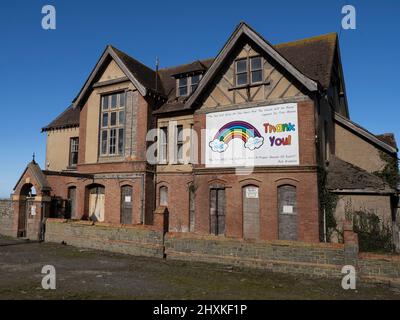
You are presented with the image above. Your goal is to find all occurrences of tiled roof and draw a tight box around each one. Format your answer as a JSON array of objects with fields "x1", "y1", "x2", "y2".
[
  {"x1": 42, "y1": 105, "x2": 80, "y2": 132},
  {"x1": 376, "y1": 133, "x2": 397, "y2": 149},
  {"x1": 326, "y1": 156, "x2": 394, "y2": 193},
  {"x1": 45, "y1": 31, "x2": 338, "y2": 126}
]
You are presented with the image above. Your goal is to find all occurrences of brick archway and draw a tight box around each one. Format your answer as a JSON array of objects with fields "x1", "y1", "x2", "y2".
[{"x1": 11, "y1": 161, "x2": 52, "y2": 240}]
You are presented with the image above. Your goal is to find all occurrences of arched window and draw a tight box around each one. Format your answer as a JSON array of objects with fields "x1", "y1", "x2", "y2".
[
  {"x1": 278, "y1": 185, "x2": 298, "y2": 241},
  {"x1": 159, "y1": 186, "x2": 168, "y2": 206},
  {"x1": 189, "y1": 184, "x2": 195, "y2": 232},
  {"x1": 210, "y1": 187, "x2": 225, "y2": 236}
]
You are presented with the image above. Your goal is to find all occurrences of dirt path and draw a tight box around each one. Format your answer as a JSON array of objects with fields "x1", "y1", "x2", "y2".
[{"x1": 0, "y1": 236, "x2": 399, "y2": 300}]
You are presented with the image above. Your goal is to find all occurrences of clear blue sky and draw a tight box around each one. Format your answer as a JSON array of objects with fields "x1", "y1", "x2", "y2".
[{"x1": 0, "y1": 0, "x2": 399, "y2": 198}]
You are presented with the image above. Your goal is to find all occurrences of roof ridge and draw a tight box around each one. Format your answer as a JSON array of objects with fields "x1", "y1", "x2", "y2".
[
  {"x1": 158, "y1": 58, "x2": 215, "y2": 72},
  {"x1": 274, "y1": 32, "x2": 338, "y2": 48},
  {"x1": 110, "y1": 45, "x2": 157, "y2": 73}
]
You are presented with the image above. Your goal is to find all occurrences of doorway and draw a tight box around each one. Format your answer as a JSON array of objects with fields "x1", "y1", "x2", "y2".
[
  {"x1": 120, "y1": 185, "x2": 133, "y2": 224},
  {"x1": 88, "y1": 185, "x2": 105, "y2": 222},
  {"x1": 278, "y1": 185, "x2": 298, "y2": 240},
  {"x1": 210, "y1": 188, "x2": 226, "y2": 236},
  {"x1": 243, "y1": 186, "x2": 260, "y2": 240}
]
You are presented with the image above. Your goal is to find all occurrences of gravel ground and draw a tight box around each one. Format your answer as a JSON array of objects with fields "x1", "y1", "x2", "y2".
[{"x1": 0, "y1": 236, "x2": 399, "y2": 300}]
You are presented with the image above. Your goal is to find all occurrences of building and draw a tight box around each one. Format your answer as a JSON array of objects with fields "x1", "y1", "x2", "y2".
[{"x1": 7, "y1": 22, "x2": 399, "y2": 247}]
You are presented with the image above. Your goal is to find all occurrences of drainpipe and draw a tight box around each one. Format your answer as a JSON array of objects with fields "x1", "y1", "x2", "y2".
[{"x1": 141, "y1": 173, "x2": 145, "y2": 224}]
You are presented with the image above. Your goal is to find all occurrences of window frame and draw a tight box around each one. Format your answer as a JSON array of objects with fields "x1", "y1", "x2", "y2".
[
  {"x1": 158, "y1": 126, "x2": 168, "y2": 164},
  {"x1": 250, "y1": 56, "x2": 263, "y2": 84},
  {"x1": 177, "y1": 74, "x2": 202, "y2": 97},
  {"x1": 69, "y1": 137, "x2": 79, "y2": 168},
  {"x1": 100, "y1": 92, "x2": 126, "y2": 157},
  {"x1": 235, "y1": 56, "x2": 264, "y2": 87},
  {"x1": 176, "y1": 125, "x2": 184, "y2": 164}
]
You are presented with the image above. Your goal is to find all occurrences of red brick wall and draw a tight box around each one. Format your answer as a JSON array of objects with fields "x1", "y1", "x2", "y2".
[
  {"x1": 156, "y1": 173, "x2": 193, "y2": 232},
  {"x1": 185, "y1": 99, "x2": 320, "y2": 242},
  {"x1": 46, "y1": 174, "x2": 149, "y2": 225}
]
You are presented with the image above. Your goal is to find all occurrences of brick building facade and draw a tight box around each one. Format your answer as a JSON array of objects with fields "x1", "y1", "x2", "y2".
[{"x1": 6, "y1": 22, "x2": 399, "y2": 247}]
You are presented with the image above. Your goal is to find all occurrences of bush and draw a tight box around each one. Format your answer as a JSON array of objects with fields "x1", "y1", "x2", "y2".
[{"x1": 352, "y1": 210, "x2": 394, "y2": 253}]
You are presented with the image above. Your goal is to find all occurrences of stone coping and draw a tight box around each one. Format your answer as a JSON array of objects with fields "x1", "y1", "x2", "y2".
[{"x1": 166, "y1": 232, "x2": 345, "y2": 250}]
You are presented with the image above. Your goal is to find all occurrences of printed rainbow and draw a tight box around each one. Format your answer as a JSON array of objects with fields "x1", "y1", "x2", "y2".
[{"x1": 214, "y1": 121, "x2": 262, "y2": 144}]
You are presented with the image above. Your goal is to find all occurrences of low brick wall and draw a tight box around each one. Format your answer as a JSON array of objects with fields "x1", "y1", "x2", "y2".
[
  {"x1": 359, "y1": 253, "x2": 400, "y2": 286},
  {"x1": 165, "y1": 233, "x2": 346, "y2": 278},
  {"x1": 0, "y1": 199, "x2": 15, "y2": 237},
  {"x1": 45, "y1": 219, "x2": 164, "y2": 258}
]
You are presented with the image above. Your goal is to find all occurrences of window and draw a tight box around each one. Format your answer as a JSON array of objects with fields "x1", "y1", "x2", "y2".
[
  {"x1": 235, "y1": 56, "x2": 263, "y2": 86},
  {"x1": 159, "y1": 127, "x2": 168, "y2": 164},
  {"x1": 100, "y1": 92, "x2": 125, "y2": 156},
  {"x1": 177, "y1": 75, "x2": 202, "y2": 97},
  {"x1": 178, "y1": 77, "x2": 188, "y2": 96},
  {"x1": 189, "y1": 185, "x2": 195, "y2": 232},
  {"x1": 69, "y1": 137, "x2": 79, "y2": 167},
  {"x1": 236, "y1": 59, "x2": 248, "y2": 86},
  {"x1": 189, "y1": 124, "x2": 195, "y2": 164},
  {"x1": 159, "y1": 186, "x2": 168, "y2": 206},
  {"x1": 176, "y1": 125, "x2": 184, "y2": 164},
  {"x1": 250, "y1": 57, "x2": 263, "y2": 83},
  {"x1": 191, "y1": 74, "x2": 201, "y2": 92}
]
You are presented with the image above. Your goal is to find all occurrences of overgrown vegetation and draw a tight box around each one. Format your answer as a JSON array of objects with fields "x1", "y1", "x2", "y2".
[
  {"x1": 346, "y1": 205, "x2": 394, "y2": 253},
  {"x1": 318, "y1": 166, "x2": 338, "y2": 242},
  {"x1": 373, "y1": 151, "x2": 399, "y2": 189}
]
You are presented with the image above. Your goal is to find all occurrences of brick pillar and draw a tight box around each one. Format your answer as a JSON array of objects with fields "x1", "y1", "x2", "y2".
[
  {"x1": 343, "y1": 220, "x2": 359, "y2": 267},
  {"x1": 153, "y1": 206, "x2": 169, "y2": 234}
]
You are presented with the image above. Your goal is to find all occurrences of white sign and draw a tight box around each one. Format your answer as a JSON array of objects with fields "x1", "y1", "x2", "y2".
[
  {"x1": 125, "y1": 196, "x2": 132, "y2": 203},
  {"x1": 283, "y1": 205, "x2": 294, "y2": 214},
  {"x1": 205, "y1": 103, "x2": 299, "y2": 167},
  {"x1": 31, "y1": 205, "x2": 37, "y2": 216},
  {"x1": 246, "y1": 187, "x2": 259, "y2": 199}
]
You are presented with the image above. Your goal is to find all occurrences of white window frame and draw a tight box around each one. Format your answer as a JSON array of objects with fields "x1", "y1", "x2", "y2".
[{"x1": 100, "y1": 92, "x2": 126, "y2": 157}]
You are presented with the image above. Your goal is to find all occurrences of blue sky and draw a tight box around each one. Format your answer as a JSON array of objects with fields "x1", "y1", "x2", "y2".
[{"x1": 0, "y1": 0, "x2": 399, "y2": 198}]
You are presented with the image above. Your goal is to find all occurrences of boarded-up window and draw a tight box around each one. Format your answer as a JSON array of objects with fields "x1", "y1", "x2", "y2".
[
  {"x1": 120, "y1": 185, "x2": 133, "y2": 224},
  {"x1": 210, "y1": 188, "x2": 225, "y2": 236},
  {"x1": 66, "y1": 186, "x2": 77, "y2": 219},
  {"x1": 243, "y1": 186, "x2": 260, "y2": 240},
  {"x1": 159, "y1": 186, "x2": 168, "y2": 206},
  {"x1": 278, "y1": 185, "x2": 298, "y2": 240}
]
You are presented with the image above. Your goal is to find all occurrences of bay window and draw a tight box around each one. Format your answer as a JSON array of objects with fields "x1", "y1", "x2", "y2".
[{"x1": 100, "y1": 92, "x2": 125, "y2": 157}]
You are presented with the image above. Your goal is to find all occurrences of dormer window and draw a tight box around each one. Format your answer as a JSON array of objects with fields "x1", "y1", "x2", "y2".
[
  {"x1": 191, "y1": 74, "x2": 201, "y2": 92},
  {"x1": 177, "y1": 74, "x2": 202, "y2": 97},
  {"x1": 235, "y1": 56, "x2": 263, "y2": 86},
  {"x1": 178, "y1": 77, "x2": 188, "y2": 96}
]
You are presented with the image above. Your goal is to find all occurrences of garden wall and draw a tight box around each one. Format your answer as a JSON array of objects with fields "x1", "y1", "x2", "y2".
[
  {"x1": 165, "y1": 232, "x2": 346, "y2": 278},
  {"x1": 45, "y1": 219, "x2": 164, "y2": 258},
  {"x1": 0, "y1": 199, "x2": 15, "y2": 237}
]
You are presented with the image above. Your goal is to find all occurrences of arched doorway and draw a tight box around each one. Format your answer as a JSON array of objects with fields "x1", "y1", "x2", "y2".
[
  {"x1": 17, "y1": 183, "x2": 37, "y2": 238},
  {"x1": 87, "y1": 185, "x2": 105, "y2": 222},
  {"x1": 278, "y1": 185, "x2": 298, "y2": 241},
  {"x1": 120, "y1": 185, "x2": 133, "y2": 224},
  {"x1": 243, "y1": 185, "x2": 260, "y2": 240}
]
